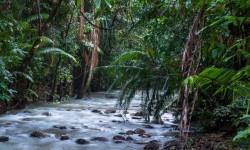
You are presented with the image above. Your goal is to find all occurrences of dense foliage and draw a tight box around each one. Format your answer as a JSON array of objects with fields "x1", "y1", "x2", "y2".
[{"x1": 0, "y1": 0, "x2": 249, "y2": 147}]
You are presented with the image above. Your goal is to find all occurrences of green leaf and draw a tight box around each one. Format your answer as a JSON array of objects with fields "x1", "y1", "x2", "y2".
[
  {"x1": 112, "y1": 51, "x2": 147, "y2": 64},
  {"x1": 76, "y1": 0, "x2": 81, "y2": 9},
  {"x1": 94, "y1": 0, "x2": 101, "y2": 9},
  {"x1": 104, "y1": 0, "x2": 111, "y2": 8}
]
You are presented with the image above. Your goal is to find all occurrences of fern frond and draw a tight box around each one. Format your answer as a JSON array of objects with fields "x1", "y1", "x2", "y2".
[{"x1": 26, "y1": 13, "x2": 49, "y2": 23}]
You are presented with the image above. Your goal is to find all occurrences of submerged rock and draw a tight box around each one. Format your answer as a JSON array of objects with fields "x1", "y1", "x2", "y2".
[
  {"x1": 144, "y1": 140, "x2": 160, "y2": 150},
  {"x1": 132, "y1": 116, "x2": 142, "y2": 119},
  {"x1": 114, "y1": 140, "x2": 123, "y2": 143},
  {"x1": 60, "y1": 135, "x2": 69, "y2": 140},
  {"x1": 91, "y1": 137, "x2": 108, "y2": 142},
  {"x1": 23, "y1": 110, "x2": 32, "y2": 113},
  {"x1": 104, "y1": 108, "x2": 116, "y2": 114},
  {"x1": 53, "y1": 125, "x2": 67, "y2": 130},
  {"x1": 113, "y1": 135, "x2": 125, "y2": 141},
  {"x1": 114, "y1": 114, "x2": 122, "y2": 117},
  {"x1": 0, "y1": 136, "x2": 9, "y2": 142},
  {"x1": 42, "y1": 112, "x2": 52, "y2": 116},
  {"x1": 143, "y1": 125, "x2": 154, "y2": 129},
  {"x1": 76, "y1": 139, "x2": 89, "y2": 144},
  {"x1": 134, "y1": 128, "x2": 145, "y2": 135},
  {"x1": 91, "y1": 109, "x2": 102, "y2": 114},
  {"x1": 30, "y1": 131, "x2": 47, "y2": 138}
]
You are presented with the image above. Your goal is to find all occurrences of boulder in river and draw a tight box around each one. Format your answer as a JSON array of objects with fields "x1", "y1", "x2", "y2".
[
  {"x1": 30, "y1": 131, "x2": 47, "y2": 138},
  {"x1": 139, "y1": 134, "x2": 151, "y2": 138},
  {"x1": 144, "y1": 140, "x2": 160, "y2": 150},
  {"x1": 114, "y1": 114, "x2": 122, "y2": 117},
  {"x1": 113, "y1": 135, "x2": 125, "y2": 141},
  {"x1": 0, "y1": 136, "x2": 9, "y2": 142},
  {"x1": 134, "y1": 128, "x2": 145, "y2": 135},
  {"x1": 60, "y1": 135, "x2": 69, "y2": 140},
  {"x1": 126, "y1": 136, "x2": 134, "y2": 141},
  {"x1": 91, "y1": 137, "x2": 108, "y2": 142},
  {"x1": 76, "y1": 139, "x2": 89, "y2": 144},
  {"x1": 126, "y1": 130, "x2": 134, "y2": 135}
]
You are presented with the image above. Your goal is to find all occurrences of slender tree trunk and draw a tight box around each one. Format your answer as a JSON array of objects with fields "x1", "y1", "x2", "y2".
[
  {"x1": 179, "y1": 9, "x2": 204, "y2": 139},
  {"x1": 83, "y1": 0, "x2": 100, "y2": 93}
]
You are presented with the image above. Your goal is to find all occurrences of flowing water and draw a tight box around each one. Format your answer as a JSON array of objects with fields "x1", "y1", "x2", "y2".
[{"x1": 0, "y1": 92, "x2": 177, "y2": 150}]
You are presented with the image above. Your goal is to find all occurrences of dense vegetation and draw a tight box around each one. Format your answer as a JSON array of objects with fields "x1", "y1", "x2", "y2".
[{"x1": 0, "y1": 0, "x2": 249, "y2": 148}]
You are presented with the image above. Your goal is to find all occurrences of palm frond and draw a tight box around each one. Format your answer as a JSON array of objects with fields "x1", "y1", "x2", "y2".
[{"x1": 36, "y1": 47, "x2": 77, "y2": 62}]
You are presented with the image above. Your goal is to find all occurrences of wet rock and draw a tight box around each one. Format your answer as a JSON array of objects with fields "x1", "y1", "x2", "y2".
[
  {"x1": 114, "y1": 140, "x2": 123, "y2": 143},
  {"x1": 76, "y1": 139, "x2": 89, "y2": 144},
  {"x1": 60, "y1": 135, "x2": 69, "y2": 140},
  {"x1": 113, "y1": 135, "x2": 125, "y2": 141},
  {"x1": 132, "y1": 116, "x2": 142, "y2": 119},
  {"x1": 30, "y1": 131, "x2": 47, "y2": 138},
  {"x1": 134, "y1": 128, "x2": 145, "y2": 135},
  {"x1": 118, "y1": 132, "x2": 126, "y2": 135},
  {"x1": 139, "y1": 134, "x2": 151, "y2": 138},
  {"x1": 104, "y1": 108, "x2": 116, "y2": 114},
  {"x1": 42, "y1": 112, "x2": 52, "y2": 116},
  {"x1": 134, "y1": 112, "x2": 143, "y2": 116},
  {"x1": 91, "y1": 137, "x2": 108, "y2": 142},
  {"x1": 114, "y1": 114, "x2": 122, "y2": 117},
  {"x1": 23, "y1": 110, "x2": 32, "y2": 113},
  {"x1": 91, "y1": 109, "x2": 102, "y2": 114},
  {"x1": 164, "y1": 140, "x2": 180, "y2": 149},
  {"x1": 151, "y1": 120, "x2": 159, "y2": 124},
  {"x1": 143, "y1": 125, "x2": 154, "y2": 129},
  {"x1": 112, "y1": 120, "x2": 123, "y2": 123},
  {"x1": 0, "y1": 136, "x2": 9, "y2": 142},
  {"x1": 53, "y1": 125, "x2": 67, "y2": 130},
  {"x1": 69, "y1": 126, "x2": 76, "y2": 130},
  {"x1": 126, "y1": 136, "x2": 134, "y2": 141},
  {"x1": 144, "y1": 140, "x2": 160, "y2": 150},
  {"x1": 126, "y1": 130, "x2": 134, "y2": 135}
]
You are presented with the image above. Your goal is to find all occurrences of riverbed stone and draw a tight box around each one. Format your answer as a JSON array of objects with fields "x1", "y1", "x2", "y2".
[
  {"x1": 163, "y1": 140, "x2": 180, "y2": 149},
  {"x1": 30, "y1": 131, "x2": 47, "y2": 138},
  {"x1": 104, "y1": 108, "x2": 116, "y2": 114},
  {"x1": 126, "y1": 136, "x2": 134, "y2": 141},
  {"x1": 76, "y1": 139, "x2": 89, "y2": 144},
  {"x1": 144, "y1": 140, "x2": 160, "y2": 150},
  {"x1": 0, "y1": 136, "x2": 9, "y2": 142},
  {"x1": 126, "y1": 130, "x2": 134, "y2": 135},
  {"x1": 134, "y1": 128, "x2": 145, "y2": 135},
  {"x1": 91, "y1": 137, "x2": 108, "y2": 142},
  {"x1": 143, "y1": 125, "x2": 154, "y2": 129},
  {"x1": 113, "y1": 135, "x2": 125, "y2": 141},
  {"x1": 60, "y1": 135, "x2": 69, "y2": 140}
]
